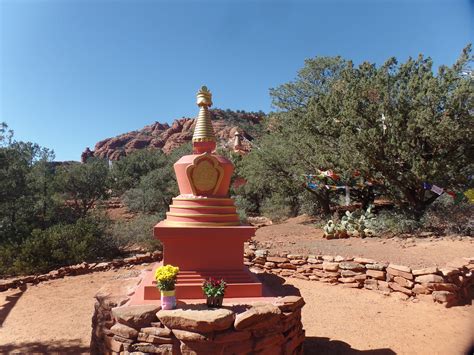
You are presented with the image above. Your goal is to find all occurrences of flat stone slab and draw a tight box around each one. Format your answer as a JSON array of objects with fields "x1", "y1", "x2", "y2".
[
  {"x1": 112, "y1": 304, "x2": 161, "y2": 329},
  {"x1": 234, "y1": 303, "x2": 281, "y2": 330},
  {"x1": 157, "y1": 306, "x2": 235, "y2": 333}
]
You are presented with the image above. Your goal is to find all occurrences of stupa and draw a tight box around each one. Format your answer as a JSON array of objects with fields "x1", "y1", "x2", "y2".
[{"x1": 131, "y1": 86, "x2": 263, "y2": 303}]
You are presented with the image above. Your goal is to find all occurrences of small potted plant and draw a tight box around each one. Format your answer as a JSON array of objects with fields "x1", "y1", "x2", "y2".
[
  {"x1": 202, "y1": 278, "x2": 227, "y2": 308},
  {"x1": 154, "y1": 264, "x2": 180, "y2": 310}
]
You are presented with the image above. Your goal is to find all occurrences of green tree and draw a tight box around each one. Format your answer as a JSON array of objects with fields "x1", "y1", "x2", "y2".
[
  {"x1": 268, "y1": 46, "x2": 473, "y2": 217},
  {"x1": 55, "y1": 159, "x2": 110, "y2": 218},
  {"x1": 111, "y1": 150, "x2": 170, "y2": 194}
]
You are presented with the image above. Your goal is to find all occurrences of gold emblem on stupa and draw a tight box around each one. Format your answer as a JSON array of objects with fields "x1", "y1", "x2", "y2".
[{"x1": 186, "y1": 153, "x2": 224, "y2": 196}]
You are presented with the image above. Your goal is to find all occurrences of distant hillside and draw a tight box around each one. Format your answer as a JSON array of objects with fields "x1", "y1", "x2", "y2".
[{"x1": 82, "y1": 109, "x2": 265, "y2": 161}]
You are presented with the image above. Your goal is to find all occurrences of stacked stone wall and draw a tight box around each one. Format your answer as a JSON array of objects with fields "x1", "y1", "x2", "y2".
[
  {"x1": 245, "y1": 249, "x2": 474, "y2": 307},
  {"x1": 0, "y1": 251, "x2": 162, "y2": 292},
  {"x1": 91, "y1": 294, "x2": 306, "y2": 355}
]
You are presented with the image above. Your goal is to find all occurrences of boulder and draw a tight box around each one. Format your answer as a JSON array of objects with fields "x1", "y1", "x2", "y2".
[
  {"x1": 412, "y1": 267, "x2": 438, "y2": 276},
  {"x1": 234, "y1": 304, "x2": 281, "y2": 330},
  {"x1": 110, "y1": 323, "x2": 138, "y2": 339},
  {"x1": 273, "y1": 296, "x2": 305, "y2": 312},
  {"x1": 388, "y1": 264, "x2": 411, "y2": 273},
  {"x1": 157, "y1": 307, "x2": 235, "y2": 333},
  {"x1": 339, "y1": 262, "x2": 365, "y2": 271},
  {"x1": 322, "y1": 262, "x2": 339, "y2": 272},
  {"x1": 415, "y1": 274, "x2": 445, "y2": 284},
  {"x1": 112, "y1": 304, "x2": 161, "y2": 329}
]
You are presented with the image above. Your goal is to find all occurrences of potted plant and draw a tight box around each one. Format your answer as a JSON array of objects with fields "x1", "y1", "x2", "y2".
[
  {"x1": 154, "y1": 264, "x2": 180, "y2": 310},
  {"x1": 202, "y1": 278, "x2": 227, "y2": 308}
]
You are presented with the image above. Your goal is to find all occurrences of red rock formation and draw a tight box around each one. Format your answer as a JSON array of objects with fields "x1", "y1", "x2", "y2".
[{"x1": 83, "y1": 109, "x2": 263, "y2": 160}]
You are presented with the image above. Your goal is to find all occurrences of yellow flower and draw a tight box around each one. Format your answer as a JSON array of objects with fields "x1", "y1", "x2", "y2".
[{"x1": 154, "y1": 264, "x2": 179, "y2": 283}]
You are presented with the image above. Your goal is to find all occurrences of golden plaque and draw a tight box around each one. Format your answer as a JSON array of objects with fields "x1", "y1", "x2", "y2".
[{"x1": 186, "y1": 153, "x2": 224, "y2": 195}]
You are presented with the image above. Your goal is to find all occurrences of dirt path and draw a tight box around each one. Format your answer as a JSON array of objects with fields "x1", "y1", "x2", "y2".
[
  {"x1": 254, "y1": 217, "x2": 474, "y2": 268},
  {"x1": 1, "y1": 268, "x2": 472, "y2": 354}
]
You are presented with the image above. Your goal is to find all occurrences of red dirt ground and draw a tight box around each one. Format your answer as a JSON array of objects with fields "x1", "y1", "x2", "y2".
[{"x1": 253, "y1": 216, "x2": 474, "y2": 268}]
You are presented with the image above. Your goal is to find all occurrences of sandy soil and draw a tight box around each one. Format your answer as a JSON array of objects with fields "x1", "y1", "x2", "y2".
[
  {"x1": 1, "y1": 267, "x2": 472, "y2": 354},
  {"x1": 253, "y1": 217, "x2": 474, "y2": 268}
]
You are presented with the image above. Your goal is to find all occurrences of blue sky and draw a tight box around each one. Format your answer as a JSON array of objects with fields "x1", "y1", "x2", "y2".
[{"x1": 1, "y1": 0, "x2": 472, "y2": 161}]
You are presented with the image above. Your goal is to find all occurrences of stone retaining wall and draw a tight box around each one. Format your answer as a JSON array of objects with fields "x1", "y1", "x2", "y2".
[
  {"x1": 0, "y1": 251, "x2": 163, "y2": 292},
  {"x1": 91, "y1": 292, "x2": 306, "y2": 355},
  {"x1": 244, "y1": 248, "x2": 474, "y2": 307}
]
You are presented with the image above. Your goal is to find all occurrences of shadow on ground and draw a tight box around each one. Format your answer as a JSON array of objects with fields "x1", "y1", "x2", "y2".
[
  {"x1": 0, "y1": 286, "x2": 26, "y2": 327},
  {"x1": 257, "y1": 272, "x2": 301, "y2": 297},
  {"x1": 0, "y1": 339, "x2": 89, "y2": 354},
  {"x1": 304, "y1": 337, "x2": 396, "y2": 354}
]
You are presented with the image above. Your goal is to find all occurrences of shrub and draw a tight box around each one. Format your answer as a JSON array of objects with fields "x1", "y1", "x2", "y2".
[
  {"x1": 420, "y1": 195, "x2": 473, "y2": 236},
  {"x1": 1, "y1": 215, "x2": 119, "y2": 276},
  {"x1": 260, "y1": 194, "x2": 293, "y2": 222},
  {"x1": 110, "y1": 213, "x2": 163, "y2": 251},
  {"x1": 366, "y1": 209, "x2": 421, "y2": 236}
]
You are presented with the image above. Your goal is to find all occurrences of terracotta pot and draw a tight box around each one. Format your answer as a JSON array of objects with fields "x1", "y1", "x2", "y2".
[
  {"x1": 206, "y1": 295, "x2": 224, "y2": 308},
  {"x1": 161, "y1": 289, "x2": 176, "y2": 310}
]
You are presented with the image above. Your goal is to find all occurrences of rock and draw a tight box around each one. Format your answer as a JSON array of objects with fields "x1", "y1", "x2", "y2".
[
  {"x1": 429, "y1": 283, "x2": 460, "y2": 292},
  {"x1": 273, "y1": 296, "x2": 305, "y2": 312},
  {"x1": 287, "y1": 254, "x2": 304, "y2": 260},
  {"x1": 213, "y1": 330, "x2": 251, "y2": 343},
  {"x1": 339, "y1": 262, "x2": 365, "y2": 271},
  {"x1": 255, "y1": 249, "x2": 268, "y2": 258},
  {"x1": 110, "y1": 323, "x2": 139, "y2": 339},
  {"x1": 129, "y1": 342, "x2": 174, "y2": 353},
  {"x1": 306, "y1": 258, "x2": 321, "y2": 264},
  {"x1": 339, "y1": 277, "x2": 356, "y2": 283},
  {"x1": 172, "y1": 329, "x2": 210, "y2": 342},
  {"x1": 412, "y1": 267, "x2": 438, "y2": 276},
  {"x1": 334, "y1": 255, "x2": 345, "y2": 262},
  {"x1": 415, "y1": 274, "x2": 445, "y2": 283},
  {"x1": 366, "y1": 263, "x2": 387, "y2": 271},
  {"x1": 290, "y1": 259, "x2": 306, "y2": 265},
  {"x1": 388, "y1": 264, "x2": 411, "y2": 273},
  {"x1": 364, "y1": 279, "x2": 379, "y2": 290},
  {"x1": 86, "y1": 110, "x2": 264, "y2": 160},
  {"x1": 432, "y1": 290, "x2": 457, "y2": 304},
  {"x1": 366, "y1": 270, "x2": 385, "y2": 280},
  {"x1": 264, "y1": 262, "x2": 276, "y2": 269},
  {"x1": 137, "y1": 331, "x2": 174, "y2": 344},
  {"x1": 322, "y1": 255, "x2": 334, "y2": 262},
  {"x1": 112, "y1": 304, "x2": 161, "y2": 329},
  {"x1": 278, "y1": 263, "x2": 297, "y2": 270},
  {"x1": 267, "y1": 256, "x2": 289, "y2": 263},
  {"x1": 389, "y1": 282, "x2": 412, "y2": 295},
  {"x1": 234, "y1": 304, "x2": 281, "y2": 330},
  {"x1": 439, "y1": 267, "x2": 460, "y2": 277},
  {"x1": 353, "y1": 257, "x2": 376, "y2": 264},
  {"x1": 140, "y1": 326, "x2": 171, "y2": 337},
  {"x1": 340, "y1": 270, "x2": 362, "y2": 277},
  {"x1": 413, "y1": 284, "x2": 432, "y2": 295},
  {"x1": 157, "y1": 307, "x2": 235, "y2": 333},
  {"x1": 394, "y1": 276, "x2": 414, "y2": 288},
  {"x1": 386, "y1": 267, "x2": 414, "y2": 280},
  {"x1": 322, "y1": 262, "x2": 339, "y2": 272}
]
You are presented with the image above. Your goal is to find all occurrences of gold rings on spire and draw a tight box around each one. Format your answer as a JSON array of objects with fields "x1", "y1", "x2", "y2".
[{"x1": 192, "y1": 86, "x2": 216, "y2": 143}]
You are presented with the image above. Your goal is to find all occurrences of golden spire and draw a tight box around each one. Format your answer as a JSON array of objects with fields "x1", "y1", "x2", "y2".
[{"x1": 192, "y1": 86, "x2": 216, "y2": 154}]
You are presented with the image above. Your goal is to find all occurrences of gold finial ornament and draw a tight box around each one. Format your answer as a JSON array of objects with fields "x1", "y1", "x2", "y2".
[{"x1": 192, "y1": 86, "x2": 217, "y2": 153}]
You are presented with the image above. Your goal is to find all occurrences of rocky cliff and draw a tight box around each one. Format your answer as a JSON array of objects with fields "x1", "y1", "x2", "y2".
[{"x1": 82, "y1": 109, "x2": 264, "y2": 161}]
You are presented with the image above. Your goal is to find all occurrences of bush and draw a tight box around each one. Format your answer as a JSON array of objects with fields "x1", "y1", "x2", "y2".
[
  {"x1": 260, "y1": 194, "x2": 293, "y2": 222},
  {"x1": 110, "y1": 213, "x2": 163, "y2": 252},
  {"x1": 366, "y1": 209, "x2": 421, "y2": 236},
  {"x1": 0, "y1": 215, "x2": 119, "y2": 276},
  {"x1": 421, "y1": 195, "x2": 473, "y2": 236}
]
